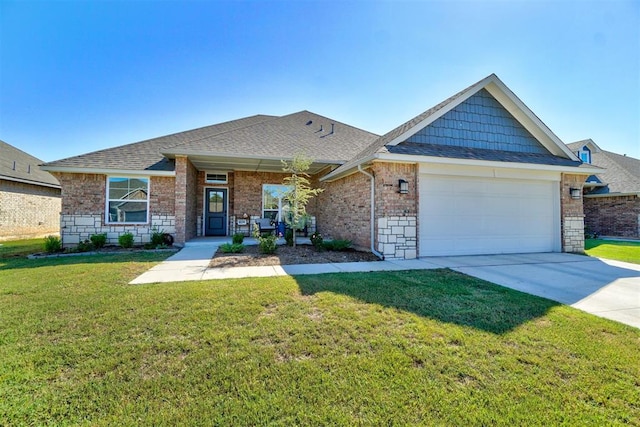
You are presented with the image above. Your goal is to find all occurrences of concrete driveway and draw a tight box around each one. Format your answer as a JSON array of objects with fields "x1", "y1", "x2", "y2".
[{"x1": 423, "y1": 253, "x2": 640, "y2": 329}]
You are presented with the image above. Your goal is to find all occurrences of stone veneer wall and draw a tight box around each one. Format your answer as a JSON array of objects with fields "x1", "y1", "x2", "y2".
[
  {"x1": 53, "y1": 172, "x2": 176, "y2": 247},
  {"x1": 560, "y1": 173, "x2": 589, "y2": 253},
  {"x1": 372, "y1": 162, "x2": 418, "y2": 259},
  {"x1": 377, "y1": 216, "x2": 417, "y2": 259},
  {"x1": 0, "y1": 179, "x2": 61, "y2": 241},
  {"x1": 584, "y1": 195, "x2": 639, "y2": 239}
]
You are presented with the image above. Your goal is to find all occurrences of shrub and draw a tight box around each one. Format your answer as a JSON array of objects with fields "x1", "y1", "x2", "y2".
[
  {"x1": 258, "y1": 235, "x2": 277, "y2": 254},
  {"x1": 252, "y1": 223, "x2": 277, "y2": 254},
  {"x1": 284, "y1": 229, "x2": 294, "y2": 246},
  {"x1": 43, "y1": 235, "x2": 62, "y2": 253},
  {"x1": 76, "y1": 239, "x2": 94, "y2": 252},
  {"x1": 150, "y1": 229, "x2": 165, "y2": 247},
  {"x1": 310, "y1": 232, "x2": 323, "y2": 249},
  {"x1": 232, "y1": 233, "x2": 244, "y2": 245},
  {"x1": 118, "y1": 232, "x2": 134, "y2": 249},
  {"x1": 220, "y1": 243, "x2": 245, "y2": 253},
  {"x1": 323, "y1": 239, "x2": 352, "y2": 251},
  {"x1": 90, "y1": 233, "x2": 107, "y2": 249}
]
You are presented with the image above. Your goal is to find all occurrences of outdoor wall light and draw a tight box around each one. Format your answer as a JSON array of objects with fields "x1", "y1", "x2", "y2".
[
  {"x1": 398, "y1": 179, "x2": 409, "y2": 194},
  {"x1": 569, "y1": 187, "x2": 582, "y2": 199}
]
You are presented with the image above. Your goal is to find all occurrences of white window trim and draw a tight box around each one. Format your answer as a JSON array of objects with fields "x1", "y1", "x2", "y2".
[
  {"x1": 105, "y1": 175, "x2": 151, "y2": 225},
  {"x1": 578, "y1": 148, "x2": 591, "y2": 164},
  {"x1": 262, "y1": 183, "x2": 291, "y2": 221},
  {"x1": 205, "y1": 171, "x2": 228, "y2": 184}
]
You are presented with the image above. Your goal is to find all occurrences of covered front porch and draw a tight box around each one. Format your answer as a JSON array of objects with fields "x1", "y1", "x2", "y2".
[{"x1": 173, "y1": 155, "x2": 327, "y2": 245}]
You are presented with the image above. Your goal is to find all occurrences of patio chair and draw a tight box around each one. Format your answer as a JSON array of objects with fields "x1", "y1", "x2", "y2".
[{"x1": 256, "y1": 218, "x2": 276, "y2": 234}]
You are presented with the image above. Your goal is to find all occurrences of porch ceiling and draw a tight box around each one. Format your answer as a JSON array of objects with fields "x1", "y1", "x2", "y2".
[{"x1": 187, "y1": 154, "x2": 337, "y2": 174}]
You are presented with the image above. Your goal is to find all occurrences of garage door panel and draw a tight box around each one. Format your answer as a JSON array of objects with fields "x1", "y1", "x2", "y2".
[{"x1": 419, "y1": 174, "x2": 559, "y2": 256}]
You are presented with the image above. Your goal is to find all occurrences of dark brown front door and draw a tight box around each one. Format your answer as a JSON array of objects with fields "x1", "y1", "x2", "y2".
[{"x1": 205, "y1": 188, "x2": 227, "y2": 236}]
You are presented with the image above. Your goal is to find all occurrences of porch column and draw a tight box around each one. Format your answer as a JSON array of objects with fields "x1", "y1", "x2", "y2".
[{"x1": 174, "y1": 155, "x2": 198, "y2": 245}]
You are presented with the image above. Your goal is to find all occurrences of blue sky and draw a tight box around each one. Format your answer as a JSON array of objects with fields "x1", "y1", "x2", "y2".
[{"x1": 1, "y1": 0, "x2": 638, "y2": 162}]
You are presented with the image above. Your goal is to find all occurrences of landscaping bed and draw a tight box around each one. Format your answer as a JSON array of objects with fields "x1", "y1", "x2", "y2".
[{"x1": 209, "y1": 244, "x2": 380, "y2": 268}]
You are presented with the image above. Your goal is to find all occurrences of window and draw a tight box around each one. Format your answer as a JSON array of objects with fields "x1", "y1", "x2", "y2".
[
  {"x1": 206, "y1": 172, "x2": 228, "y2": 184},
  {"x1": 262, "y1": 184, "x2": 290, "y2": 221},
  {"x1": 578, "y1": 146, "x2": 591, "y2": 164},
  {"x1": 106, "y1": 177, "x2": 149, "y2": 223}
]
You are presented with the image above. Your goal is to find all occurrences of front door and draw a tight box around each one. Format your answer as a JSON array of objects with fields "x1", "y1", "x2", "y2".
[{"x1": 205, "y1": 188, "x2": 227, "y2": 236}]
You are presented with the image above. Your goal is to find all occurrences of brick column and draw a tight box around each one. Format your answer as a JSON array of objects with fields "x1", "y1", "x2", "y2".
[
  {"x1": 175, "y1": 155, "x2": 189, "y2": 245},
  {"x1": 560, "y1": 173, "x2": 589, "y2": 253}
]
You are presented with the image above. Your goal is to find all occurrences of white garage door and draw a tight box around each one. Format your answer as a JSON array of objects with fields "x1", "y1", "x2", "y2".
[{"x1": 419, "y1": 174, "x2": 559, "y2": 256}]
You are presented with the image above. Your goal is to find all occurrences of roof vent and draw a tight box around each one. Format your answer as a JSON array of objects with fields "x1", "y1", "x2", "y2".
[
  {"x1": 12, "y1": 161, "x2": 16, "y2": 170},
  {"x1": 306, "y1": 120, "x2": 312, "y2": 125},
  {"x1": 27, "y1": 164, "x2": 31, "y2": 173}
]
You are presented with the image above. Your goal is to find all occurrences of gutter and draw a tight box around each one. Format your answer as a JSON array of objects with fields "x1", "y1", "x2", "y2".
[{"x1": 357, "y1": 164, "x2": 384, "y2": 260}]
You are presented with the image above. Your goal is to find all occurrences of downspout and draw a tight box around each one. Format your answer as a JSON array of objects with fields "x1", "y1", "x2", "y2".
[{"x1": 357, "y1": 164, "x2": 384, "y2": 260}]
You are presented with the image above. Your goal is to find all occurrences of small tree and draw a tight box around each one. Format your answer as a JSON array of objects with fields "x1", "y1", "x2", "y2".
[{"x1": 282, "y1": 154, "x2": 323, "y2": 248}]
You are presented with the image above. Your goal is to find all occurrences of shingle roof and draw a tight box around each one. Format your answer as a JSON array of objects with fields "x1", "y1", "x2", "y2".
[
  {"x1": 0, "y1": 140, "x2": 60, "y2": 187},
  {"x1": 164, "y1": 110, "x2": 379, "y2": 163},
  {"x1": 323, "y1": 81, "x2": 474, "y2": 179},
  {"x1": 388, "y1": 142, "x2": 581, "y2": 167},
  {"x1": 42, "y1": 112, "x2": 378, "y2": 172},
  {"x1": 42, "y1": 115, "x2": 276, "y2": 172},
  {"x1": 568, "y1": 141, "x2": 640, "y2": 194}
]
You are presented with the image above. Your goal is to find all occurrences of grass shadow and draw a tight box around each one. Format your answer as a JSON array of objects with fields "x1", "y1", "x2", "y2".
[{"x1": 295, "y1": 268, "x2": 560, "y2": 334}]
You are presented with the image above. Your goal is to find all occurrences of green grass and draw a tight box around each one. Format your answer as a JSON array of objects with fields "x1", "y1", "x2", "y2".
[
  {"x1": 1, "y1": 254, "x2": 639, "y2": 425},
  {"x1": 585, "y1": 238, "x2": 640, "y2": 264},
  {"x1": 0, "y1": 238, "x2": 46, "y2": 258}
]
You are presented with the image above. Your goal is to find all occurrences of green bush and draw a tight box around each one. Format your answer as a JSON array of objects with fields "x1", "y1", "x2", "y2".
[
  {"x1": 118, "y1": 232, "x2": 135, "y2": 249},
  {"x1": 258, "y1": 235, "x2": 277, "y2": 254},
  {"x1": 43, "y1": 235, "x2": 62, "y2": 253},
  {"x1": 220, "y1": 243, "x2": 245, "y2": 253},
  {"x1": 89, "y1": 233, "x2": 107, "y2": 249},
  {"x1": 76, "y1": 239, "x2": 94, "y2": 252},
  {"x1": 150, "y1": 229, "x2": 165, "y2": 247},
  {"x1": 232, "y1": 233, "x2": 244, "y2": 245},
  {"x1": 284, "y1": 229, "x2": 294, "y2": 246},
  {"x1": 323, "y1": 239, "x2": 352, "y2": 251},
  {"x1": 310, "y1": 232, "x2": 323, "y2": 249}
]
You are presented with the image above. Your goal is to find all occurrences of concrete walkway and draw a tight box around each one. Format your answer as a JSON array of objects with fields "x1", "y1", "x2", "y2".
[{"x1": 130, "y1": 243, "x2": 640, "y2": 329}]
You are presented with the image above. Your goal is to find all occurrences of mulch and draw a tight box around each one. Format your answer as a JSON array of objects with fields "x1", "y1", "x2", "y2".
[{"x1": 209, "y1": 244, "x2": 380, "y2": 268}]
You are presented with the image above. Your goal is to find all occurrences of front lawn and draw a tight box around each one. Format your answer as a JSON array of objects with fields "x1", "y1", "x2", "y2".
[
  {"x1": 0, "y1": 238, "x2": 45, "y2": 258},
  {"x1": 1, "y1": 254, "x2": 638, "y2": 425},
  {"x1": 585, "y1": 238, "x2": 640, "y2": 264}
]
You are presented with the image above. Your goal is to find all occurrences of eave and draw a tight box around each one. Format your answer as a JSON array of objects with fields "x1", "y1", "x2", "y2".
[
  {"x1": 39, "y1": 166, "x2": 176, "y2": 177},
  {"x1": 321, "y1": 152, "x2": 601, "y2": 182}
]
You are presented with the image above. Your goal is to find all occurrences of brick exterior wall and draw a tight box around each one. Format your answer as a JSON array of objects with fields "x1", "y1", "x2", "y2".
[
  {"x1": 52, "y1": 172, "x2": 176, "y2": 247},
  {"x1": 316, "y1": 170, "x2": 371, "y2": 250},
  {"x1": 0, "y1": 179, "x2": 61, "y2": 241},
  {"x1": 372, "y1": 163, "x2": 418, "y2": 258},
  {"x1": 584, "y1": 195, "x2": 639, "y2": 239},
  {"x1": 175, "y1": 156, "x2": 198, "y2": 244},
  {"x1": 560, "y1": 173, "x2": 589, "y2": 253}
]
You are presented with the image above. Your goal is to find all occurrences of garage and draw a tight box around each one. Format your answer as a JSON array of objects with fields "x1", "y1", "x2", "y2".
[{"x1": 419, "y1": 169, "x2": 561, "y2": 256}]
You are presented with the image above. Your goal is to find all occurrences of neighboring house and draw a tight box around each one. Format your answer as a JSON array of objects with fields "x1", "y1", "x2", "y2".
[
  {"x1": 0, "y1": 140, "x2": 61, "y2": 241},
  {"x1": 41, "y1": 74, "x2": 599, "y2": 258},
  {"x1": 567, "y1": 139, "x2": 640, "y2": 239}
]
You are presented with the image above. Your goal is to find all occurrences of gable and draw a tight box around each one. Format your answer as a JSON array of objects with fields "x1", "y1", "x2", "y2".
[{"x1": 406, "y1": 89, "x2": 550, "y2": 154}]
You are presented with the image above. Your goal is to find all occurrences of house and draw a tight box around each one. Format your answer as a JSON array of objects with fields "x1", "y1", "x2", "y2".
[
  {"x1": 0, "y1": 140, "x2": 61, "y2": 241},
  {"x1": 567, "y1": 139, "x2": 640, "y2": 239},
  {"x1": 41, "y1": 74, "x2": 600, "y2": 258}
]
